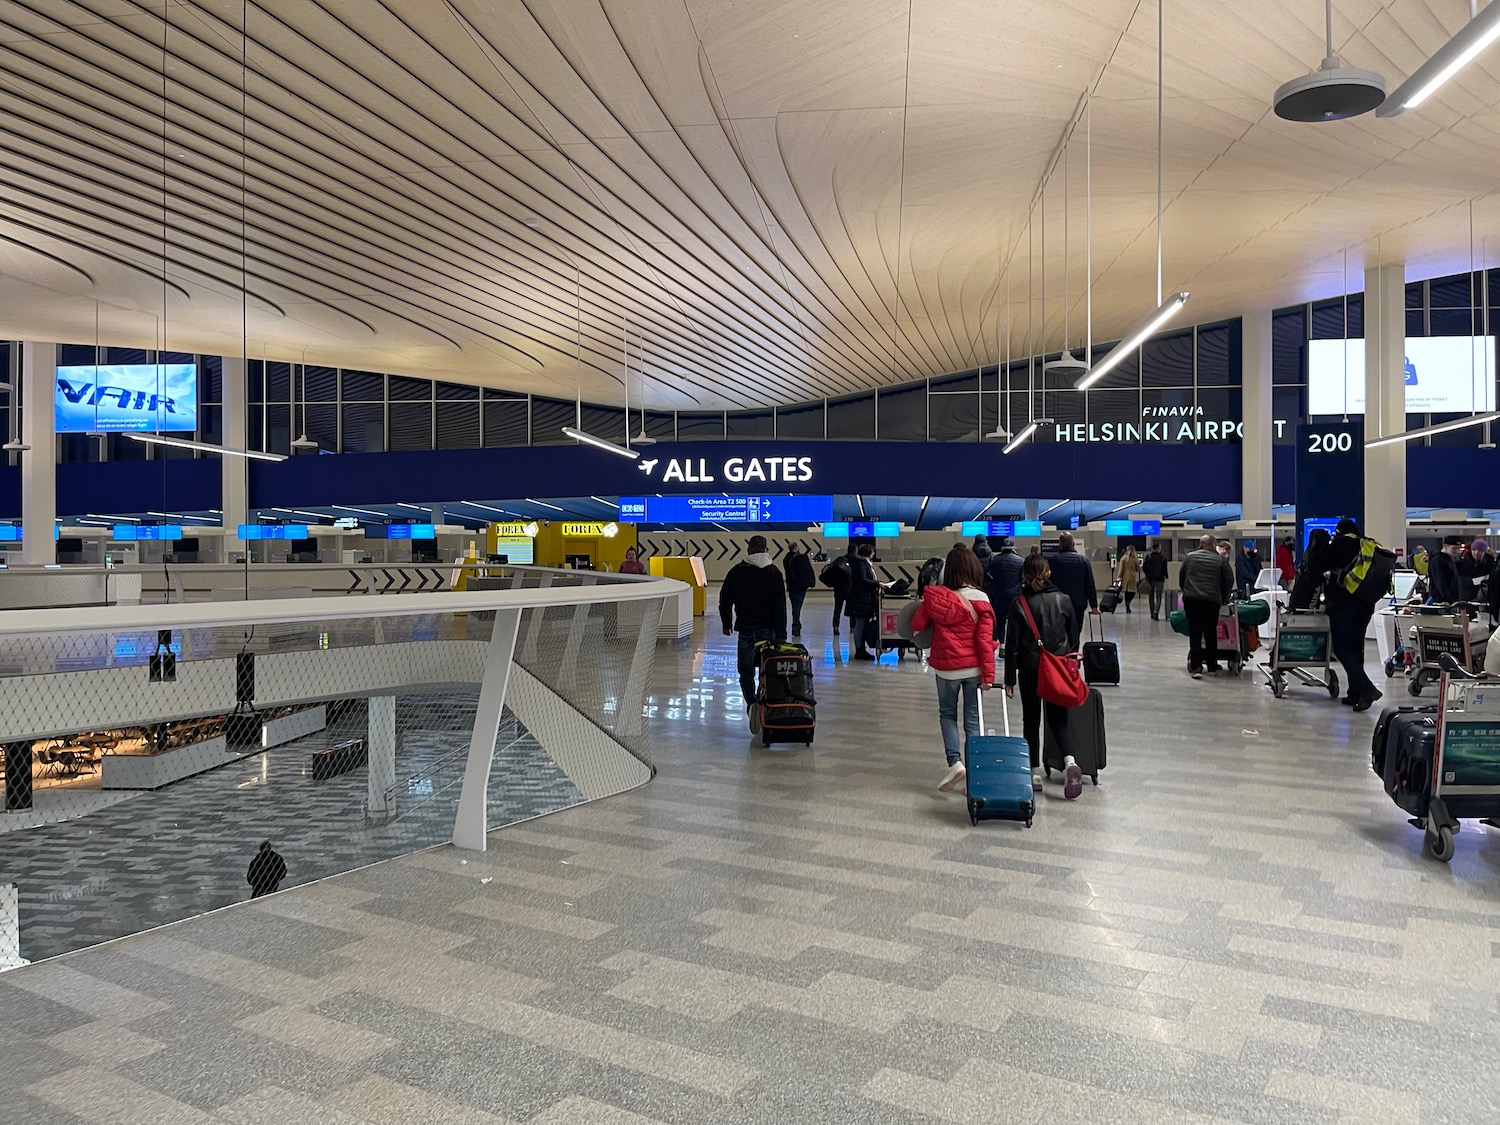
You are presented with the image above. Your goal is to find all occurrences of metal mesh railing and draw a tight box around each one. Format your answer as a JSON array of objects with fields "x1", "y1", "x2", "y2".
[{"x1": 0, "y1": 576, "x2": 676, "y2": 969}]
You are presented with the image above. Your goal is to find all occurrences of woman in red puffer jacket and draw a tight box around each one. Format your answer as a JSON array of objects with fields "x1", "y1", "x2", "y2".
[{"x1": 911, "y1": 545, "x2": 997, "y2": 793}]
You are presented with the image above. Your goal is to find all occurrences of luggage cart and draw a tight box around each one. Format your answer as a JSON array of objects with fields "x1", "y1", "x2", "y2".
[
  {"x1": 1260, "y1": 609, "x2": 1339, "y2": 700},
  {"x1": 1407, "y1": 606, "x2": 1487, "y2": 697},
  {"x1": 1410, "y1": 655, "x2": 1500, "y2": 862},
  {"x1": 877, "y1": 593, "x2": 913, "y2": 661}
]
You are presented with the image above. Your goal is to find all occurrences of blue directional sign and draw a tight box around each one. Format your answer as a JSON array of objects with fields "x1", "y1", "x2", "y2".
[
  {"x1": 0, "y1": 527, "x2": 61, "y2": 541},
  {"x1": 112, "y1": 525, "x2": 183, "y2": 541},
  {"x1": 823, "y1": 521, "x2": 901, "y2": 538},
  {"x1": 617, "y1": 495, "x2": 834, "y2": 524},
  {"x1": 237, "y1": 524, "x2": 310, "y2": 541}
]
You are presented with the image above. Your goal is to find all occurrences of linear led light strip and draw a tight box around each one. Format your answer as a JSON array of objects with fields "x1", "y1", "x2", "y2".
[
  {"x1": 126, "y1": 432, "x2": 286, "y2": 462},
  {"x1": 561, "y1": 425, "x2": 640, "y2": 460},
  {"x1": 1366, "y1": 411, "x2": 1500, "y2": 449},
  {"x1": 1379, "y1": 2, "x2": 1500, "y2": 115},
  {"x1": 1074, "y1": 293, "x2": 1191, "y2": 391}
]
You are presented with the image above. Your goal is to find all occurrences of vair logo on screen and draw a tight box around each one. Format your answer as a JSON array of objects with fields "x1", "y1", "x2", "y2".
[
  {"x1": 636, "y1": 455, "x2": 814, "y2": 483},
  {"x1": 1404, "y1": 356, "x2": 1418, "y2": 385}
]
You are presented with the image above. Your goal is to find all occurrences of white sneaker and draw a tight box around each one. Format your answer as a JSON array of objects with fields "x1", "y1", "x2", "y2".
[
  {"x1": 1063, "y1": 755, "x2": 1083, "y2": 800},
  {"x1": 1032, "y1": 773, "x2": 1044, "y2": 793},
  {"x1": 937, "y1": 762, "x2": 966, "y2": 792}
]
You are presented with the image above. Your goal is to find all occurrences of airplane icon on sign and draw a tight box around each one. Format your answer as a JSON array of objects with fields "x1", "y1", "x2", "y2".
[{"x1": 638, "y1": 458, "x2": 658, "y2": 474}]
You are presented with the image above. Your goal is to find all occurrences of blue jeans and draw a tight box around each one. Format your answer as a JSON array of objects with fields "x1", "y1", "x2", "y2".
[
  {"x1": 737, "y1": 628, "x2": 780, "y2": 705},
  {"x1": 936, "y1": 676, "x2": 980, "y2": 766}
]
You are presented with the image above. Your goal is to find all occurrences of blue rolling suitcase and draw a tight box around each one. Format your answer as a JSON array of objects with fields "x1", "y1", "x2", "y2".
[{"x1": 966, "y1": 689, "x2": 1036, "y2": 828}]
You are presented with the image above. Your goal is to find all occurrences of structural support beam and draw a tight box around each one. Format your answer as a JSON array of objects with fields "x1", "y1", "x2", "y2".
[
  {"x1": 1364, "y1": 264, "x2": 1407, "y2": 551},
  {"x1": 1241, "y1": 310, "x2": 1273, "y2": 522},
  {"x1": 221, "y1": 355, "x2": 249, "y2": 534},
  {"x1": 366, "y1": 695, "x2": 396, "y2": 816},
  {"x1": 451, "y1": 608, "x2": 522, "y2": 851},
  {"x1": 20, "y1": 342, "x2": 56, "y2": 566}
]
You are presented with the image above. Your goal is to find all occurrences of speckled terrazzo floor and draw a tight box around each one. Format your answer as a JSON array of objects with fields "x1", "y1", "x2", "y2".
[{"x1": 4, "y1": 613, "x2": 1500, "y2": 1124}]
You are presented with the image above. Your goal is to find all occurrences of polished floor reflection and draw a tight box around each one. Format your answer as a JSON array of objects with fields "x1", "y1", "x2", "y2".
[{"x1": 4, "y1": 614, "x2": 1500, "y2": 1124}]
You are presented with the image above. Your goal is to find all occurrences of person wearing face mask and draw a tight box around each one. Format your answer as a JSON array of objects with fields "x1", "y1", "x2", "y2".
[{"x1": 1461, "y1": 538, "x2": 1493, "y2": 607}]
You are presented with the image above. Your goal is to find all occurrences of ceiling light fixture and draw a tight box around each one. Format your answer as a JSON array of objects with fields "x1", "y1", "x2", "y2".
[
  {"x1": 1040, "y1": 499, "x2": 1072, "y2": 516},
  {"x1": 561, "y1": 425, "x2": 641, "y2": 459},
  {"x1": 459, "y1": 501, "x2": 513, "y2": 516},
  {"x1": 1366, "y1": 411, "x2": 1500, "y2": 449},
  {"x1": 590, "y1": 496, "x2": 619, "y2": 508},
  {"x1": 1003, "y1": 419, "x2": 1052, "y2": 455},
  {"x1": 1075, "y1": 295, "x2": 1190, "y2": 391},
  {"x1": 126, "y1": 433, "x2": 287, "y2": 461},
  {"x1": 1079, "y1": 4, "x2": 1188, "y2": 389},
  {"x1": 525, "y1": 498, "x2": 566, "y2": 512},
  {"x1": 984, "y1": 284, "x2": 1012, "y2": 440},
  {"x1": 1044, "y1": 125, "x2": 1087, "y2": 378},
  {"x1": 632, "y1": 332, "x2": 657, "y2": 446},
  {"x1": 1274, "y1": 0, "x2": 1386, "y2": 120},
  {"x1": 1379, "y1": 0, "x2": 1500, "y2": 116}
]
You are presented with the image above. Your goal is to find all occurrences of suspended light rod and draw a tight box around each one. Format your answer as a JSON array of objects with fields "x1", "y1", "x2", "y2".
[
  {"x1": 1075, "y1": 294, "x2": 1191, "y2": 390},
  {"x1": 1366, "y1": 411, "x2": 1500, "y2": 449},
  {"x1": 560, "y1": 425, "x2": 641, "y2": 460}
]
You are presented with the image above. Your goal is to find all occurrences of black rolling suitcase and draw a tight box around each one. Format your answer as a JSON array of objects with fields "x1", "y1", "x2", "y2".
[
  {"x1": 1082, "y1": 616, "x2": 1120, "y2": 685},
  {"x1": 1043, "y1": 687, "x2": 1107, "y2": 785},
  {"x1": 753, "y1": 641, "x2": 815, "y2": 746},
  {"x1": 1373, "y1": 705, "x2": 1438, "y2": 817},
  {"x1": 1100, "y1": 583, "x2": 1123, "y2": 613}
]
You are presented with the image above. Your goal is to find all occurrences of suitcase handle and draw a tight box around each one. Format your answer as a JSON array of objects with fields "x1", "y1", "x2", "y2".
[
  {"x1": 1087, "y1": 614, "x2": 1105, "y2": 643},
  {"x1": 977, "y1": 681, "x2": 1011, "y2": 737}
]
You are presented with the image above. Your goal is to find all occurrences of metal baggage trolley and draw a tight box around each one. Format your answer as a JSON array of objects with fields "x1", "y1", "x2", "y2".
[
  {"x1": 1260, "y1": 609, "x2": 1339, "y2": 700},
  {"x1": 877, "y1": 592, "x2": 914, "y2": 661},
  {"x1": 1407, "y1": 605, "x2": 1487, "y2": 697},
  {"x1": 1411, "y1": 654, "x2": 1500, "y2": 862}
]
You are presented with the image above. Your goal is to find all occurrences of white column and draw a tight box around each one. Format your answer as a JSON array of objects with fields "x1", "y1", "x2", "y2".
[
  {"x1": 1364, "y1": 264, "x2": 1406, "y2": 550},
  {"x1": 221, "y1": 355, "x2": 249, "y2": 533},
  {"x1": 20, "y1": 342, "x2": 56, "y2": 566},
  {"x1": 428, "y1": 505, "x2": 443, "y2": 526},
  {"x1": 1240, "y1": 310, "x2": 1273, "y2": 522},
  {"x1": 366, "y1": 695, "x2": 397, "y2": 815},
  {"x1": 452, "y1": 607, "x2": 522, "y2": 851},
  {"x1": 1024, "y1": 500, "x2": 1039, "y2": 521}
]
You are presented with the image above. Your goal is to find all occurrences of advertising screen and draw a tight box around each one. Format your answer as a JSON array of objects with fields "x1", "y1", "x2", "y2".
[
  {"x1": 55, "y1": 364, "x2": 198, "y2": 433},
  {"x1": 618, "y1": 495, "x2": 834, "y2": 524},
  {"x1": 373, "y1": 524, "x2": 437, "y2": 540},
  {"x1": 1308, "y1": 337, "x2": 1496, "y2": 416}
]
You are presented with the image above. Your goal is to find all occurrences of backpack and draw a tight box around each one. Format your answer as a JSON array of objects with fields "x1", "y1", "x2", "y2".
[
  {"x1": 820, "y1": 556, "x2": 850, "y2": 589},
  {"x1": 917, "y1": 557, "x2": 944, "y2": 593},
  {"x1": 1335, "y1": 536, "x2": 1398, "y2": 606}
]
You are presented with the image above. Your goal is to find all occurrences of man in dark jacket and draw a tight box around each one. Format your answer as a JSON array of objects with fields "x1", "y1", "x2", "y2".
[
  {"x1": 985, "y1": 538, "x2": 1024, "y2": 643},
  {"x1": 720, "y1": 535, "x2": 788, "y2": 707},
  {"x1": 247, "y1": 840, "x2": 287, "y2": 898},
  {"x1": 1142, "y1": 542, "x2": 1170, "y2": 620},
  {"x1": 1429, "y1": 535, "x2": 1466, "y2": 606},
  {"x1": 1322, "y1": 518, "x2": 1381, "y2": 711},
  {"x1": 846, "y1": 543, "x2": 881, "y2": 660},
  {"x1": 1179, "y1": 534, "x2": 1234, "y2": 678},
  {"x1": 782, "y1": 542, "x2": 815, "y2": 639},
  {"x1": 821, "y1": 546, "x2": 854, "y2": 634},
  {"x1": 1236, "y1": 540, "x2": 1263, "y2": 597},
  {"x1": 1048, "y1": 533, "x2": 1098, "y2": 620}
]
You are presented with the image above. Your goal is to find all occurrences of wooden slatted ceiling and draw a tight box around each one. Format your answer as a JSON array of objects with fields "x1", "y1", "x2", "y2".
[{"x1": 0, "y1": 0, "x2": 1497, "y2": 410}]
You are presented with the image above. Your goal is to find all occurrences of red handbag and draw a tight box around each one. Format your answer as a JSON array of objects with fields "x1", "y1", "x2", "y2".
[{"x1": 1017, "y1": 595, "x2": 1088, "y2": 707}]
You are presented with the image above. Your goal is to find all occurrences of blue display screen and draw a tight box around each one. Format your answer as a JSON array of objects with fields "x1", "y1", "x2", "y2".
[
  {"x1": 371, "y1": 524, "x2": 436, "y2": 540},
  {"x1": 618, "y1": 495, "x2": 834, "y2": 524},
  {"x1": 824, "y1": 521, "x2": 901, "y2": 538},
  {"x1": 1103, "y1": 519, "x2": 1162, "y2": 536},
  {"x1": 113, "y1": 525, "x2": 183, "y2": 541},
  {"x1": 55, "y1": 364, "x2": 197, "y2": 433},
  {"x1": 960, "y1": 520, "x2": 1044, "y2": 538},
  {"x1": 1303, "y1": 517, "x2": 1343, "y2": 549},
  {"x1": 238, "y1": 524, "x2": 310, "y2": 541},
  {"x1": 0, "y1": 527, "x2": 59, "y2": 541}
]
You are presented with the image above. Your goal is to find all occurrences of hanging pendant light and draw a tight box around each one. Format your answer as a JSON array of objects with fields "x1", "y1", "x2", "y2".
[
  {"x1": 632, "y1": 332, "x2": 657, "y2": 446},
  {"x1": 1077, "y1": 0, "x2": 1189, "y2": 391},
  {"x1": 1045, "y1": 131, "x2": 1087, "y2": 377},
  {"x1": 984, "y1": 282, "x2": 1011, "y2": 439}
]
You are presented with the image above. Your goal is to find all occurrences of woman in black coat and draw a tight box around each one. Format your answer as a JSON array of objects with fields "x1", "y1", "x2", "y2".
[{"x1": 846, "y1": 543, "x2": 881, "y2": 660}]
